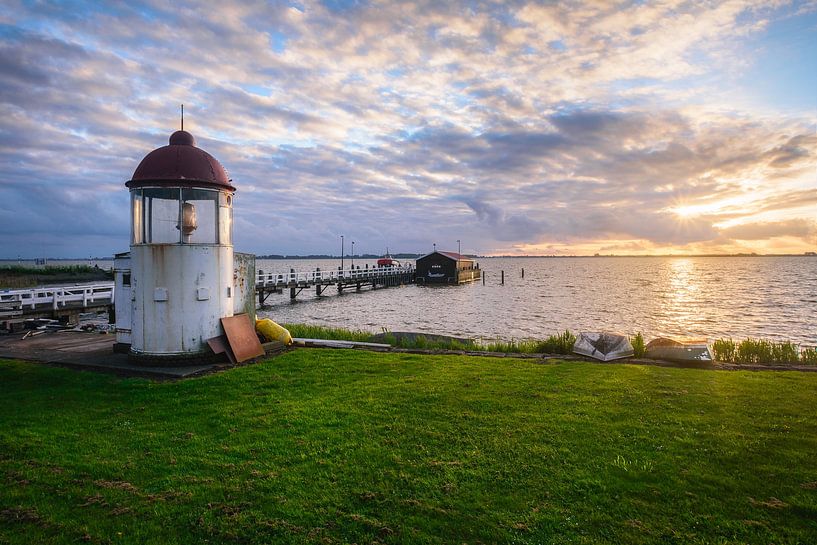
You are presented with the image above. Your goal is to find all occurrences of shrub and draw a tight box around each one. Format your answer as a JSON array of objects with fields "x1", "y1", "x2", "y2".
[
  {"x1": 538, "y1": 330, "x2": 577, "y2": 354},
  {"x1": 630, "y1": 332, "x2": 646, "y2": 358},
  {"x1": 771, "y1": 341, "x2": 800, "y2": 364},
  {"x1": 736, "y1": 338, "x2": 774, "y2": 364}
]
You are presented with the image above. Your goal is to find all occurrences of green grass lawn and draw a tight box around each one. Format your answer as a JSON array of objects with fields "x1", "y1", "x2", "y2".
[{"x1": 1, "y1": 350, "x2": 816, "y2": 545}]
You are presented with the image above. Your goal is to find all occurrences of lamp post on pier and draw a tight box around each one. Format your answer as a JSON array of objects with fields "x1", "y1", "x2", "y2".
[
  {"x1": 351, "y1": 241, "x2": 355, "y2": 268},
  {"x1": 457, "y1": 239, "x2": 461, "y2": 255},
  {"x1": 340, "y1": 235, "x2": 344, "y2": 273}
]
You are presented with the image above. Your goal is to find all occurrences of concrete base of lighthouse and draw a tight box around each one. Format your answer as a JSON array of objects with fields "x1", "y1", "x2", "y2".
[{"x1": 128, "y1": 244, "x2": 234, "y2": 365}]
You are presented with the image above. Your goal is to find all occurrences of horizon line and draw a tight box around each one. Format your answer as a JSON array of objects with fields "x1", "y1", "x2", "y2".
[{"x1": 2, "y1": 252, "x2": 816, "y2": 261}]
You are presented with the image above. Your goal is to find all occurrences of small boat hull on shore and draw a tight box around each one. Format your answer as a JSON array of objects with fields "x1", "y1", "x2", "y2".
[
  {"x1": 645, "y1": 338, "x2": 712, "y2": 362},
  {"x1": 573, "y1": 332, "x2": 634, "y2": 361}
]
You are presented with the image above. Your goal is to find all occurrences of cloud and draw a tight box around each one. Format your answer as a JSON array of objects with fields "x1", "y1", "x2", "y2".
[
  {"x1": 764, "y1": 134, "x2": 815, "y2": 168},
  {"x1": 460, "y1": 196, "x2": 549, "y2": 241},
  {"x1": 720, "y1": 219, "x2": 817, "y2": 242},
  {"x1": 0, "y1": 0, "x2": 815, "y2": 258}
]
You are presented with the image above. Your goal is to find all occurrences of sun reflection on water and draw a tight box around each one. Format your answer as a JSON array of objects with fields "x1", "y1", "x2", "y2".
[
  {"x1": 258, "y1": 256, "x2": 817, "y2": 346},
  {"x1": 669, "y1": 258, "x2": 698, "y2": 298},
  {"x1": 659, "y1": 258, "x2": 707, "y2": 337}
]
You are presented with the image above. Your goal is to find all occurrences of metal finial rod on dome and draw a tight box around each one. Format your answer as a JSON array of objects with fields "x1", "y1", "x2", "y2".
[{"x1": 181, "y1": 104, "x2": 184, "y2": 131}]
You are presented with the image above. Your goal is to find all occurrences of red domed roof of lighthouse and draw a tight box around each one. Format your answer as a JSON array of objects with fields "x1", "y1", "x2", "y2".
[{"x1": 126, "y1": 130, "x2": 235, "y2": 191}]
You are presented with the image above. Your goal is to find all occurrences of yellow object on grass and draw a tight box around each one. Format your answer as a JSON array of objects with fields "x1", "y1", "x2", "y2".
[{"x1": 255, "y1": 319, "x2": 293, "y2": 345}]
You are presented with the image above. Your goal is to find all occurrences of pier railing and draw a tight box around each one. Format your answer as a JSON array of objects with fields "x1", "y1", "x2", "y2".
[
  {"x1": 1, "y1": 267, "x2": 415, "y2": 316},
  {"x1": 0, "y1": 283, "x2": 115, "y2": 315},
  {"x1": 257, "y1": 265, "x2": 415, "y2": 287}
]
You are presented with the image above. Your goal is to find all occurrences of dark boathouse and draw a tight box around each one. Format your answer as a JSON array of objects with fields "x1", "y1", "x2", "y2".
[{"x1": 416, "y1": 251, "x2": 481, "y2": 284}]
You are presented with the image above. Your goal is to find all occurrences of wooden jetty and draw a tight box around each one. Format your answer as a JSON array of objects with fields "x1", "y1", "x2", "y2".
[
  {"x1": 0, "y1": 283, "x2": 115, "y2": 324},
  {"x1": 256, "y1": 265, "x2": 415, "y2": 304},
  {"x1": 1, "y1": 265, "x2": 417, "y2": 326}
]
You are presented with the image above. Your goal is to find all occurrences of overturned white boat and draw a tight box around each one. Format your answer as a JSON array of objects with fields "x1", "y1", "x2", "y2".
[
  {"x1": 573, "y1": 332, "x2": 634, "y2": 361},
  {"x1": 645, "y1": 338, "x2": 712, "y2": 362}
]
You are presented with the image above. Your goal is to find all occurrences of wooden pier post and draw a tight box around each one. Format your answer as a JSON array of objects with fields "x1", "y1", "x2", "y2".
[
  {"x1": 501, "y1": 270, "x2": 504, "y2": 285},
  {"x1": 522, "y1": 268, "x2": 524, "y2": 278},
  {"x1": 482, "y1": 273, "x2": 485, "y2": 285}
]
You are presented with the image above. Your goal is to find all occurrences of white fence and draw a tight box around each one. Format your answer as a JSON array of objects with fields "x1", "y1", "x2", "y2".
[
  {"x1": 0, "y1": 282, "x2": 115, "y2": 315},
  {"x1": 257, "y1": 265, "x2": 414, "y2": 287}
]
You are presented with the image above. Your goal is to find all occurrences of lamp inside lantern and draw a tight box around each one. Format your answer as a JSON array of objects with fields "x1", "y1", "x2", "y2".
[{"x1": 179, "y1": 201, "x2": 198, "y2": 240}]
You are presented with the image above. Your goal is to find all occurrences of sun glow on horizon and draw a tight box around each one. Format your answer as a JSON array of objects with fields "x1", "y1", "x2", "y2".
[{"x1": 668, "y1": 192, "x2": 765, "y2": 221}]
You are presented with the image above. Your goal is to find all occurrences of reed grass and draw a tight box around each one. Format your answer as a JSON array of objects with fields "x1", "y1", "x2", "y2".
[
  {"x1": 801, "y1": 347, "x2": 817, "y2": 365},
  {"x1": 0, "y1": 265, "x2": 103, "y2": 275},
  {"x1": 480, "y1": 339, "x2": 542, "y2": 353},
  {"x1": 713, "y1": 337, "x2": 813, "y2": 365},
  {"x1": 771, "y1": 341, "x2": 800, "y2": 364},
  {"x1": 712, "y1": 338, "x2": 737, "y2": 363},
  {"x1": 282, "y1": 323, "x2": 374, "y2": 343},
  {"x1": 381, "y1": 333, "x2": 473, "y2": 351},
  {"x1": 0, "y1": 265, "x2": 112, "y2": 289}
]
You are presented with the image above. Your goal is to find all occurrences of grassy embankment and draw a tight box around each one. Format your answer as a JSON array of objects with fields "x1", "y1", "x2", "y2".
[
  {"x1": 285, "y1": 323, "x2": 817, "y2": 365},
  {"x1": 0, "y1": 265, "x2": 112, "y2": 289},
  {"x1": 2, "y1": 350, "x2": 817, "y2": 544},
  {"x1": 286, "y1": 323, "x2": 578, "y2": 353}
]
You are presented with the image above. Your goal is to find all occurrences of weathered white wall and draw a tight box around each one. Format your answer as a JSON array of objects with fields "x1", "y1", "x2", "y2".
[
  {"x1": 233, "y1": 252, "x2": 256, "y2": 321},
  {"x1": 130, "y1": 244, "x2": 234, "y2": 355},
  {"x1": 113, "y1": 254, "x2": 132, "y2": 345}
]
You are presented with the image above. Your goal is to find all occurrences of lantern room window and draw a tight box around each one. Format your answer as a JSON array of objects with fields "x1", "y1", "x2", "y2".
[
  {"x1": 130, "y1": 188, "x2": 232, "y2": 245},
  {"x1": 219, "y1": 193, "x2": 233, "y2": 245},
  {"x1": 181, "y1": 188, "x2": 218, "y2": 244},
  {"x1": 131, "y1": 191, "x2": 143, "y2": 244},
  {"x1": 146, "y1": 188, "x2": 180, "y2": 243}
]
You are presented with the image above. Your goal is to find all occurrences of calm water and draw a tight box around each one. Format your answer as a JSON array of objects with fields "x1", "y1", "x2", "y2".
[
  {"x1": 5, "y1": 256, "x2": 814, "y2": 345},
  {"x1": 257, "y1": 256, "x2": 817, "y2": 346}
]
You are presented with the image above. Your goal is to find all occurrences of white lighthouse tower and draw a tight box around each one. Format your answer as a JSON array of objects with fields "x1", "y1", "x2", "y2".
[{"x1": 121, "y1": 129, "x2": 236, "y2": 363}]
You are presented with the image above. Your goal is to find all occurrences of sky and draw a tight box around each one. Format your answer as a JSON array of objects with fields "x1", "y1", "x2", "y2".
[{"x1": 0, "y1": 0, "x2": 815, "y2": 258}]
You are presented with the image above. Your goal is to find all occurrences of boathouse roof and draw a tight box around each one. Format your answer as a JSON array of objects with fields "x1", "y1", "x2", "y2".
[
  {"x1": 418, "y1": 251, "x2": 473, "y2": 262},
  {"x1": 126, "y1": 130, "x2": 235, "y2": 191}
]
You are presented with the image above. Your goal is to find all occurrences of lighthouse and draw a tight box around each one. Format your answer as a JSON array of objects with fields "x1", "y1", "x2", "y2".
[{"x1": 117, "y1": 129, "x2": 237, "y2": 363}]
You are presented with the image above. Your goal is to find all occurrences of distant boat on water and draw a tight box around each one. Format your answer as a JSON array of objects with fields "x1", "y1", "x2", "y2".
[{"x1": 377, "y1": 249, "x2": 401, "y2": 267}]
